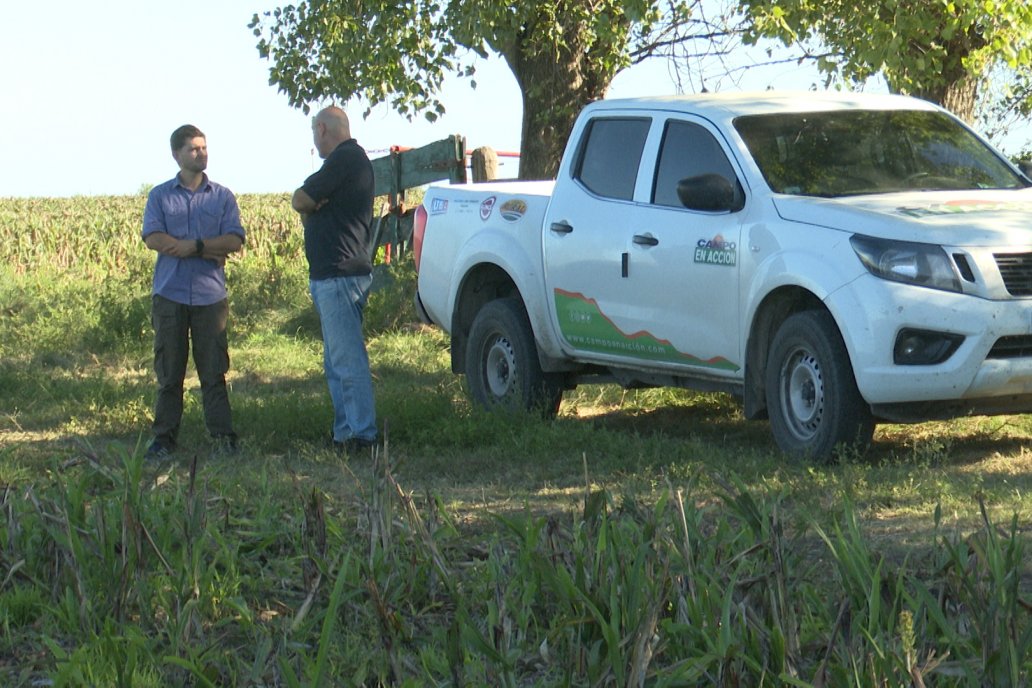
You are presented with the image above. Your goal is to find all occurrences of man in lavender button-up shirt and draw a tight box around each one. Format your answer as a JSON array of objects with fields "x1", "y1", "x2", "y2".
[{"x1": 141, "y1": 124, "x2": 245, "y2": 460}]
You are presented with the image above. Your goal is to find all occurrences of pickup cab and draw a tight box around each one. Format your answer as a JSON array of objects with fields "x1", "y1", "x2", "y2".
[{"x1": 412, "y1": 92, "x2": 1032, "y2": 460}]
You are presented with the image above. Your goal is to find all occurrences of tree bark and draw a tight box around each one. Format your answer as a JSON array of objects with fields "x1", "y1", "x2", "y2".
[
  {"x1": 909, "y1": 68, "x2": 979, "y2": 125},
  {"x1": 512, "y1": 65, "x2": 605, "y2": 180},
  {"x1": 495, "y1": 2, "x2": 625, "y2": 179},
  {"x1": 938, "y1": 77, "x2": 979, "y2": 125},
  {"x1": 900, "y1": 25, "x2": 984, "y2": 125}
]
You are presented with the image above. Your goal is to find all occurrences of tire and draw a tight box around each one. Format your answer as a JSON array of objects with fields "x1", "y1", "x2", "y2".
[
  {"x1": 765, "y1": 310, "x2": 874, "y2": 461},
  {"x1": 465, "y1": 298, "x2": 563, "y2": 416}
]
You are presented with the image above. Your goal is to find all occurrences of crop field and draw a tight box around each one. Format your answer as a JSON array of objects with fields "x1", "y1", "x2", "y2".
[{"x1": 1, "y1": 193, "x2": 1031, "y2": 685}]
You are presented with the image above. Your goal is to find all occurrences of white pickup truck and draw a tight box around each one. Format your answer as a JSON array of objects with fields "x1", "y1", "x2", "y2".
[{"x1": 412, "y1": 92, "x2": 1032, "y2": 460}]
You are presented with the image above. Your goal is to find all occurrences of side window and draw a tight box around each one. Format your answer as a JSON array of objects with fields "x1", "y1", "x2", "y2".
[
  {"x1": 652, "y1": 120, "x2": 738, "y2": 207},
  {"x1": 573, "y1": 118, "x2": 651, "y2": 200}
]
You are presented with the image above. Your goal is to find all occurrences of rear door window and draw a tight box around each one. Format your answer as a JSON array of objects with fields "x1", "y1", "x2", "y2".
[{"x1": 573, "y1": 118, "x2": 651, "y2": 200}]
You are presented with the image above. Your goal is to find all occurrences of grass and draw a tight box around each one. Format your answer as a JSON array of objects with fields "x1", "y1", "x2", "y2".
[{"x1": 1, "y1": 194, "x2": 1031, "y2": 684}]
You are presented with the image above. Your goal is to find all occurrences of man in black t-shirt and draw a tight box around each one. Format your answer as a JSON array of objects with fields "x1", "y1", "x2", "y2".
[{"x1": 292, "y1": 106, "x2": 377, "y2": 454}]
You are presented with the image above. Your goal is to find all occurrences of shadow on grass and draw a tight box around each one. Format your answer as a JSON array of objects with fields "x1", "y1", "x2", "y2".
[
  {"x1": 277, "y1": 308, "x2": 322, "y2": 340},
  {"x1": 583, "y1": 400, "x2": 772, "y2": 450},
  {"x1": 1, "y1": 358, "x2": 337, "y2": 473},
  {"x1": 9, "y1": 341, "x2": 1032, "y2": 573},
  {"x1": 871, "y1": 417, "x2": 1032, "y2": 467},
  {"x1": 582, "y1": 391, "x2": 1032, "y2": 471}
]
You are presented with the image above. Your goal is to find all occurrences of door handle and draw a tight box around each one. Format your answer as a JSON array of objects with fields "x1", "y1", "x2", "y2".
[
  {"x1": 633, "y1": 234, "x2": 659, "y2": 246},
  {"x1": 550, "y1": 221, "x2": 573, "y2": 234}
]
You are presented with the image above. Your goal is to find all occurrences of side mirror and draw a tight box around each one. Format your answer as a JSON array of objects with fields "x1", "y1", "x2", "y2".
[{"x1": 676, "y1": 174, "x2": 744, "y2": 212}]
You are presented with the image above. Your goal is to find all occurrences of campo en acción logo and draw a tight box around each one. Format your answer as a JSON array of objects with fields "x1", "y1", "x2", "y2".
[{"x1": 694, "y1": 235, "x2": 737, "y2": 266}]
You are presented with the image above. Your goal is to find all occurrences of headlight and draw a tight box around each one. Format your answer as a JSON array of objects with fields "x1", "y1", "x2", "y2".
[{"x1": 850, "y1": 235, "x2": 961, "y2": 293}]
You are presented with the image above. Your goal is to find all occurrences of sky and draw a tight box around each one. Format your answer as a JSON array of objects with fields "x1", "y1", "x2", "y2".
[{"x1": 2, "y1": 0, "x2": 1028, "y2": 199}]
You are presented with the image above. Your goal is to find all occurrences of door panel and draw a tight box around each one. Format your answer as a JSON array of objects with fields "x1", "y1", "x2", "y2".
[{"x1": 544, "y1": 114, "x2": 747, "y2": 376}]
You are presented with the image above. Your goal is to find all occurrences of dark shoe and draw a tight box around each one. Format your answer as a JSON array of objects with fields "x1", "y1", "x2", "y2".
[
  {"x1": 333, "y1": 437, "x2": 375, "y2": 456},
  {"x1": 145, "y1": 440, "x2": 174, "y2": 461},
  {"x1": 329, "y1": 430, "x2": 344, "y2": 455},
  {"x1": 211, "y1": 434, "x2": 239, "y2": 457},
  {"x1": 345, "y1": 438, "x2": 375, "y2": 454}
]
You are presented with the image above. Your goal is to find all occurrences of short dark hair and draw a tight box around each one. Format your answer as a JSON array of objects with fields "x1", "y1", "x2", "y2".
[{"x1": 170, "y1": 124, "x2": 205, "y2": 152}]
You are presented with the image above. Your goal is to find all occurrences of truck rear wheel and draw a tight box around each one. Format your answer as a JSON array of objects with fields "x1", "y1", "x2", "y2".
[
  {"x1": 765, "y1": 310, "x2": 874, "y2": 461},
  {"x1": 465, "y1": 298, "x2": 563, "y2": 416}
]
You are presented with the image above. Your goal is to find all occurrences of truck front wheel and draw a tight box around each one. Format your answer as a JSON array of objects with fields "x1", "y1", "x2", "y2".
[
  {"x1": 765, "y1": 310, "x2": 874, "y2": 461},
  {"x1": 465, "y1": 298, "x2": 563, "y2": 416}
]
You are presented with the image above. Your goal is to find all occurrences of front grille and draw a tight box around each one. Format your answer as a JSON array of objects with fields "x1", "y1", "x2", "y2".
[
  {"x1": 988, "y1": 335, "x2": 1032, "y2": 359},
  {"x1": 995, "y1": 253, "x2": 1032, "y2": 296}
]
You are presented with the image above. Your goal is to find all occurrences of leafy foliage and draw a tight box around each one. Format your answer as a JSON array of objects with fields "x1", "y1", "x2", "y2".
[
  {"x1": 251, "y1": 1, "x2": 457, "y2": 121},
  {"x1": 740, "y1": 0, "x2": 1032, "y2": 122},
  {"x1": 249, "y1": 0, "x2": 735, "y2": 177},
  {"x1": 249, "y1": 0, "x2": 700, "y2": 118}
]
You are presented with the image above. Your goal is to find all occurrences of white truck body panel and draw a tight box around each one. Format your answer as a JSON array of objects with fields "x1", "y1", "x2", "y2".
[{"x1": 415, "y1": 90, "x2": 1032, "y2": 455}]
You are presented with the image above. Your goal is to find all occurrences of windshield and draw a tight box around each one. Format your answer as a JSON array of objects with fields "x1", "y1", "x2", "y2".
[{"x1": 734, "y1": 109, "x2": 1028, "y2": 197}]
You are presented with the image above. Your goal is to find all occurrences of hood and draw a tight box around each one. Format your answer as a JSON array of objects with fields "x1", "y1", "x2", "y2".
[{"x1": 771, "y1": 188, "x2": 1032, "y2": 247}]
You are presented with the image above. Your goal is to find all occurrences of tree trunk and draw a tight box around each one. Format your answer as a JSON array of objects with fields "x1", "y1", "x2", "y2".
[
  {"x1": 496, "y1": 2, "x2": 626, "y2": 179},
  {"x1": 899, "y1": 24, "x2": 983, "y2": 125},
  {"x1": 910, "y1": 69, "x2": 979, "y2": 125},
  {"x1": 513, "y1": 66, "x2": 605, "y2": 180},
  {"x1": 934, "y1": 76, "x2": 979, "y2": 125}
]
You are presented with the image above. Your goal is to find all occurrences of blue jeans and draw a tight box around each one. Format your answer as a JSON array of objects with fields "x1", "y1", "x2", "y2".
[{"x1": 309, "y1": 275, "x2": 376, "y2": 443}]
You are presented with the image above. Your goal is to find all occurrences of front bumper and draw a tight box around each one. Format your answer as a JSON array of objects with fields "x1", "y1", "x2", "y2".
[{"x1": 827, "y1": 274, "x2": 1032, "y2": 405}]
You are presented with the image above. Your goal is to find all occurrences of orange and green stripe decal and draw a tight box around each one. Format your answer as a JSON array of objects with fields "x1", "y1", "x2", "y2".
[{"x1": 554, "y1": 288, "x2": 739, "y2": 370}]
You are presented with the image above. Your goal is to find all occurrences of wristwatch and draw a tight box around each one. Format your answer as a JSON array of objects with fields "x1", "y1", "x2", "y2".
[{"x1": 195, "y1": 239, "x2": 205, "y2": 256}]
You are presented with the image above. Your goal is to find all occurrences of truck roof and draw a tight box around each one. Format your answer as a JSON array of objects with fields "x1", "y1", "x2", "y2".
[{"x1": 585, "y1": 91, "x2": 942, "y2": 120}]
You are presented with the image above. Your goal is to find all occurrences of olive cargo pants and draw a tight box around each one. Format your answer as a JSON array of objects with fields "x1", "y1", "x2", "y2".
[{"x1": 150, "y1": 295, "x2": 235, "y2": 445}]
